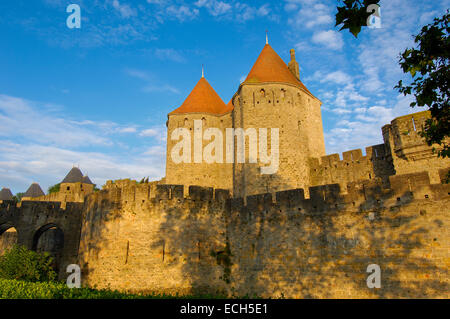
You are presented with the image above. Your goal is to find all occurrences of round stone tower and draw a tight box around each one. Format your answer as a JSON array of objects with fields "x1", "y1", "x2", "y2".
[{"x1": 232, "y1": 43, "x2": 326, "y2": 197}]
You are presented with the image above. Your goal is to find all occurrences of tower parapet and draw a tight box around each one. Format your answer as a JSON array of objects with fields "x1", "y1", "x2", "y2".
[{"x1": 382, "y1": 111, "x2": 450, "y2": 183}]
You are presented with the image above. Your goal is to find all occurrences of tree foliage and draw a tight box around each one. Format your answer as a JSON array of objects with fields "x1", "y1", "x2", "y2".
[
  {"x1": 335, "y1": 0, "x2": 380, "y2": 37},
  {"x1": 395, "y1": 12, "x2": 450, "y2": 159},
  {"x1": 0, "y1": 245, "x2": 57, "y2": 282},
  {"x1": 12, "y1": 192, "x2": 25, "y2": 203},
  {"x1": 0, "y1": 278, "x2": 233, "y2": 299},
  {"x1": 48, "y1": 183, "x2": 61, "y2": 194}
]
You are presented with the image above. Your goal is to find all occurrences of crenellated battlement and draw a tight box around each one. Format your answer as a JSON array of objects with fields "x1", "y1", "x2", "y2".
[
  {"x1": 96, "y1": 179, "x2": 231, "y2": 205},
  {"x1": 82, "y1": 171, "x2": 450, "y2": 228},
  {"x1": 310, "y1": 144, "x2": 389, "y2": 170},
  {"x1": 384, "y1": 111, "x2": 432, "y2": 152},
  {"x1": 309, "y1": 144, "x2": 395, "y2": 190},
  {"x1": 228, "y1": 171, "x2": 449, "y2": 218},
  {"x1": 0, "y1": 199, "x2": 83, "y2": 215},
  {"x1": 0, "y1": 201, "x2": 84, "y2": 224},
  {"x1": 4, "y1": 170, "x2": 448, "y2": 232},
  {"x1": 380, "y1": 111, "x2": 450, "y2": 183}
]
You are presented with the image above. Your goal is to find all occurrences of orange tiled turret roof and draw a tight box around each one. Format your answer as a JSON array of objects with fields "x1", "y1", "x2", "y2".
[
  {"x1": 244, "y1": 44, "x2": 311, "y2": 94},
  {"x1": 224, "y1": 99, "x2": 234, "y2": 113},
  {"x1": 169, "y1": 77, "x2": 230, "y2": 115}
]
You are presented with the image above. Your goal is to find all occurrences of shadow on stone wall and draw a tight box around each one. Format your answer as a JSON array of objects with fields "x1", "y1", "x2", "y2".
[
  {"x1": 226, "y1": 180, "x2": 449, "y2": 298},
  {"x1": 76, "y1": 175, "x2": 449, "y2": 298},
  {"x1": 147, "y1": 185, "x2": 231, "y2": 296},
  {"x1": 78, "y1": 188, "x2": 124, "y2": 282}
]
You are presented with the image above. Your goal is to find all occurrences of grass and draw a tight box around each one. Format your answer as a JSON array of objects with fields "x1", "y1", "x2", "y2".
[{"x1": 0, "y1": 278, "x2": 232, "y2": 299}]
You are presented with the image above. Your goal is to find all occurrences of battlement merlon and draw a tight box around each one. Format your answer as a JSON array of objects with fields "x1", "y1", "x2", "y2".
[
  {"x1": 313, "y1": 144, "x2": 389, "y2": 168},
  {"x1": 229, "y1": 171, "x2": 450, "y2": 215}
]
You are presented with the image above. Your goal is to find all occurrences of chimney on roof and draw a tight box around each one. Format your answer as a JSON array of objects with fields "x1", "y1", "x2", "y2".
[{"x1": 288, "y1": 49, "x2": 300, "y2": 80}]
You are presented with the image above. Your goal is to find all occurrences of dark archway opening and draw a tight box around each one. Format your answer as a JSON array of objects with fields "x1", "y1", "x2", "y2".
[
  {"x1": 0, "y1": 223, "x2": 18, "y2": 255},
  {"x1": 32, "y1": 224, "x2": 64, "y2": 272}
]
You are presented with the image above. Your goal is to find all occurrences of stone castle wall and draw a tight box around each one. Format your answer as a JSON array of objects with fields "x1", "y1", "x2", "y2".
[
  {"x1": 27, "y1": 182, "x2": 94, "y2": 208},
  {"x1": 0, "y1": 200, "x2": 84, "y2": 278},
  {"x1": 74, "y1": 172, "x2": 449, "y2": 298},
  {"x1": 309, "y1": 144, "x2": 396, "y2": 190},
  {"x1": 77, "y1": 182, "x2": 230, "y2": 295}
]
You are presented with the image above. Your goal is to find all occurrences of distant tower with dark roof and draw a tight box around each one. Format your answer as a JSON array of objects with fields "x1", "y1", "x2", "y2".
[
  {"x1": 60, "y1": 166, "x2": 95, "y2": 201},
  {"x1": 61, "y1": 167, "x2": 84, "y2": 183},
  {"x1": 22, "y1": 182, "x2": 45, "y2": 201}
]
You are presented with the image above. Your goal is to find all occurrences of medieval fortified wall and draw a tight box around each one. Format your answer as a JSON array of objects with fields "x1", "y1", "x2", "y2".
[{"x1": 0, "y1": 43, "x2": 449, "y2": 298}]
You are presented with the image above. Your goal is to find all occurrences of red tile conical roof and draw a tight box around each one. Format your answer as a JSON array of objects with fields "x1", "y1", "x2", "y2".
[
  {"x1": 169, "y1": 77, "x2": 230, "y2": 115},
  {"x1": 244, "y1": 44, "x2": 311, "y2": 94},
  {"x1": 224, "y1": 99, "x2": 234, "y2": 113}
]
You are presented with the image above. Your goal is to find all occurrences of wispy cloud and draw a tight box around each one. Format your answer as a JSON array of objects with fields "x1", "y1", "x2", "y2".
[
  {"x1": 111, "y1": 0, "x2": 137, "y2": 18},
  {"x1": 195, "y1": 0, "x2": 233, "y2": 16},
  {"x1": 0, "y1": 94, "x2": 166, "y2": 193},
  {"x1": 124, "y1": 68, "x2": 180, "y2": 94},
  {"x1": 154, "y1": 48, "x2": 185, "y2": 63},
  {"x1": 142, "y1": 84, "x2": 180, "y2": 94},
  {"x1": 166, "y1": 5, "x2": 200, "y2": 21},
  {"x1": 0, "y1": 95, "x2": 109, "y2": 147},
  {"x1": 325, "y1": 94, "x2": 416, "y2": 154},
  {"x1": 235, "y1": 2, "x2": 272, "y2": 21},
  {"x1": 312, "y1": 30, "x2": 343, "y2": 50},
  {"x1": 288, "y1": 2, "x2": 333, "y2": 29}
]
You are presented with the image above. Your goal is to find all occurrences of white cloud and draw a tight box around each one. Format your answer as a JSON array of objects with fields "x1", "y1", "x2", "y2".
[
  {"x1": 312, "y1": 30, "x2": 343, "y2": 50},
  {"x1": 235, "y1": 2, "x2": 271, "y2": 21},
  {"x1": 325, "y1": 94, "x2": 417, "y2": 154},
  {"x1": 154, "y1": 48, "x2": 185, "y2": 63},
  {"x1": 139, "y1": 126, "x2": 167, "y2": 142},
  {"x1": 112, "y1": 0, "x2": 137, "y2": 18},
  {"x1": 288, "y1": 3, "x2": 333, "y2": 29},
  {"x1": 356, "y1": 0, "x2": 436, "y2": 93},
  {"x1": 124, "y1": 68, "x2": 180, "y2": 94},
  {"x1": 140, "y1": 128, "x2": 159, "y2": 137},
  {"x1": 117, "y1": 127, "x2": 137, "y2": 133},
  {"x1": 124, "y1": 68, "x2": 150, "y2": 80},
  {"x1": 0, "y1": 94, "x2": 166, "y2": 194},
  {"x1": 142, "y1": 84, "x2": 180, "y2": 94},
  {"x1": 0, "y1": 141, "x2": 165, "y2": 194},
  {"x1": 166, "y1": 5, "x2": 199, "y2": 21},
  {"x1": 322, "y1": 71, "x2": 352, "y2": 85},
  {"x1": 195, "y1": 0, "x2": 232, "y2": 16},
  {"x1": 0, "y1": 95, "x2": 110, "y2": 147},
  {"x1": 294, "y1": 41, "x2": 312, "y2": 52}
]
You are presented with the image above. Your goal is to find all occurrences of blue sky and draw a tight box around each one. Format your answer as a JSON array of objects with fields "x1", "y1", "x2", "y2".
[{"x1": 0, "y1": 0, "x2": 448, "y2": 194}]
